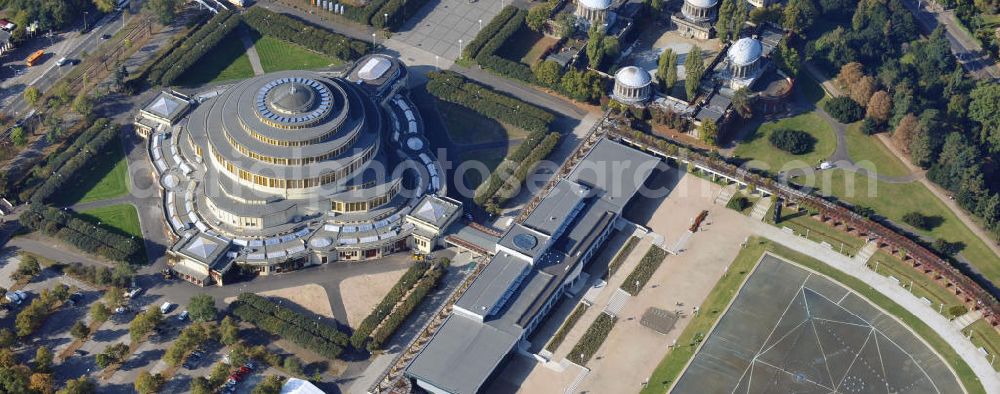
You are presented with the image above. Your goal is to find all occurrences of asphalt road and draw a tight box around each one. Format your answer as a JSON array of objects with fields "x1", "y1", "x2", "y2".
[{"x1": 902, "y1": 0, "x2": 1000, "y2": 80}]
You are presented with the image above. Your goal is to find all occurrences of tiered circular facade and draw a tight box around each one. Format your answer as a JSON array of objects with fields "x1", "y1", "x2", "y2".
[
  {"x1": 727, "y1": 37, "x2": 764, "y2": 80},
  {"x1": 576, "y1": 0, "x2": 613, "y2": 24},
  {"x1": 681, "y1": 0, "x2": 720, "y2": 23},
  {"x1": 613, "y1": 66, "x2": 654, "y2": 104},
  {"x1": 184, "y1": 71, "x2": 401, "y2": 231}
]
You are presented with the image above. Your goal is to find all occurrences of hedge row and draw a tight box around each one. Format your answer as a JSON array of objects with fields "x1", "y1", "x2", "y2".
[
  {"x1": 21, "y1": 204, "x2": 142, "y2": 262},
  {"x1": 31, "y1": 120, "x2": 117, "y2": 204},
  {"x1": 463, "y1": 6, "x2": 519, "y2": 59},
  {"x1": 232, "y1": 303, "x2": 343, "y2": 360},
  {"x1": 143, "y1": 11, "x2": 232, "y2": 85},
  {"x1": 473, "y1": 130, "x2": 548, "y2": 206},
  {"x1": 620, "y1": 246, "x2": 668, "y2": 296},
  {"x1": 373, "y1": 0, "x2": 434, "y2": 31},
  {"x1": 148, "y1": 11, "x2": 241, "y2": 86},
  {"x1": 243, "y1": 8, "x2": 369, "y2": 62},
  {"x1": 368, "y1": 266, "x2": 445, "y2": 350},
  {"x1": 545, "y1": 303, "x2": 588, "y2": 352},
  {"x1": 495, "y1": 132, "x2": 560, "y2": 202},
  {"x1": 566, "y1": 313, "x2": 617, "y2": 365},
  {"x1": 349, "y1": 261, "x2": 431, "y2": 349},
  {"x1": 341, "y1": 0, "x2": 390, "y2": 26},
  {"x1": 426, "y1": 71, "x2": 554, "y2": 133},
  {"x1": 474, "y1": 9, "x2": 535, "y2": 83},
  {"x1": 236, "y1": 293, "x2": 349, "y2": 346},
  {"x1": 606, "y1": 236, "x2": 640, "y2": 279}
]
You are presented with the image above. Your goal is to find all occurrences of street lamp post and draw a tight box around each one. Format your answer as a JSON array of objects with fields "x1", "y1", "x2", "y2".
[
  {"x1": 435, "y1": 55, "x2": 439, "y2": 71},
  {"x1": 372, "y1": 32, "x2": 377, "y2": 47},
  {"x1": 479, "y1": 19, "x2": 483, "y2": 31},
  {"x1": 384, "y1": 13, "x2": 389, "y2": 27},
  {"x1": 84, "y1": 12, "x2": 89, "y2": 32},
  {"x1": 458, "y1": 39, "x2": 463, "y2": 58}
]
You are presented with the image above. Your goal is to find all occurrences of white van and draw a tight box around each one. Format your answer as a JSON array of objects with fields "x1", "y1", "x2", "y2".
[{"x1": 159, "y1": 302, "x2": 171, "y2": 314}]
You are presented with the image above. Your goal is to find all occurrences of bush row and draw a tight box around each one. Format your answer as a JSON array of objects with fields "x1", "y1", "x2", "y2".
[
  {"x1": 149, "y1": 11, "x2": 241, "y2": 86},
  {"x1": 341, "y1": 0, "x2": 390, "y2": 26},
  {"x1": 368, "y1": 266, "x2": 445, "y2": 350},
  {"x1": 620, "y1": 246, "x2": 668, "y2": 296},
  {"x1": 31, "y1": 120, "x2": 117, "y2": 204},
  {"x1": 495, "y1": 132, "x2": 561, "y2": 202},
  {"x1": 373, "y1": 0, "x2": 434, "y2": 31},
  {"x1": 606, "y1": 236, "x2": 640, "y2": 279},
  {"x1": 21, "y1": 204, "x2": 143, "y2": 262},
  {"x1": 566, "y1": 313, "x2": 616, "y2": 365},
  {"x1": 243, "y1": 8, "x2": 370, "y2": 62},
  {"x1": 44, "y1": 118, "x2": 110, "y2": 176},
  {"x1": 236, "y1": 293, "x2": 350, "y2": 346},
  {"x1": 426, "y1": 71, "x2": 554, "y2": 133},
  {"x1": 232, "y1": 303, "x2": 343, "y2": 360},
  {"x1": 349, "y1": 261, "x2": 431, "y2": 349},
  {"x1": 472, "y1": 130, "x2": 549, "y2": 206},
  {"x1": 545, "y1": 303, "x2": 588, "y2": 352},
  {"x1": 464, "y1": 6, "x2": 520, "y2": 59},
  {"x1": 473, "y1": 9, "x2": 535, "y2": 83},
  {"x1": 144, "y1": 11, "x2": 233, "y2": 85}
]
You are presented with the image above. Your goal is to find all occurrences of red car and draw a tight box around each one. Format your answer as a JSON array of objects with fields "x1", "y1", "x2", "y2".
[
  {"x1": 238, "y1": 366, "x2": 250, "y2": 375},
  {"x1": 228, "y1": 374, "x2": 243, "y2": 382}
]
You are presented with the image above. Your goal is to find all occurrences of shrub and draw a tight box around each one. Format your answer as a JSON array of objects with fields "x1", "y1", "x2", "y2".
[
  {"x1": 157, "y1": 12, "x2": 242, "y2": 86},
  {"x1": 233, "y1": 293, "x2": 350, "y2": 360},
  {"x1": 545, "y1": 303, "x2": 588, "y2": 352},
  {"x1": 768, "y1": 128, "x2": 816, "y2": 155},
  {"x1": 860, "y1": 117, "x2": 880, "y2": 135},
  {"x1": 426, "y1": 71, "x2": 554, "y2": 133},
  {"x1": 620, "y1": 246, "x2": 668, "y2": 296},
  {"x1": 948, "y1": 305, "x2": 969, "y2": 318},
  {"x1": 368, "y1": 266, "x2": 445, "y2": 350},
  {"x1": 20, "y1": 204, "x2": 142, "y2": 263},
  {"x1": 931, "y1": 239, "x2": 963, "y2": 257},
  {"x1": 566, "y1": 313, "x2": 616, "y2": 365},
  {"x1": 606, "y1": 236, "x2": 639, "y2": 279},
  {"x1": 463, "y1": 6, "x2": 519, "y2": 59},
  {"x1": 243, "y1": 8, "x2": 370, "y2": 62},
  {"x1": 372, "y1": 0, "x2": 434, "y2": 31},
  {"x1": 727, "y1": 196, "x2": 750, "y2": 211},
  {"x1": 350, "y1": 261, "x2": 431, "y2": 349},
  {"x1": 824, "y1": 96, "x2": 864, "y2": 123},
  {"x1": 902, "y1": 212, "x2": 936, "y2": 230}
]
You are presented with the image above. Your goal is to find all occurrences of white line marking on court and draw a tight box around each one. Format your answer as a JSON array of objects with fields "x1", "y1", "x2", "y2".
[{"x1": 810, "y1": 318, "x2": 836, "y2": 388}]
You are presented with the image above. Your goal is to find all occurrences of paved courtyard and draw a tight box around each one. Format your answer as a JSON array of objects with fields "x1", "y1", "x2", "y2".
[{"x1": 392, "y1": 0, "x2": 504, "y2": 59}]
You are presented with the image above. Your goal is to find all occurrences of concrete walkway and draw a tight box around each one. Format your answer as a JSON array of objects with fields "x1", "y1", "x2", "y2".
[
  {"x1": 748, "y1": 220, "x2": 1000, "y2": 393},
  {"x1": 240, "y1": 28, "x2": 265, "y2": 76}
]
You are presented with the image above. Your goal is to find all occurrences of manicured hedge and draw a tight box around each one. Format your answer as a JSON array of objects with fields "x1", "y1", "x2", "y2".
[
  {"x1": 768, "y1": 128, "x2": 815, "y2": 155},
  {"x1": 373, "y1": 0, "x2": 434, "y2": 31},
  {"x1": 566, "y1": 313, "x2": 616, "y2": 365},
  {"x1": 144, "y1": 11, "x2": 234, "y2": 85},
  {"x1": 606, "y1": 236, "x2": 640, "y2": 279},
  {"x1": 349, "y1": 261, "x2": 431, "y2": 349},
  {"x1": 233, "y1": 293, "x2": 350, "y2": 360},
  {"x1": 545, "y1": 303, "x2": 588, "y2": 352},
  {"x1": 20, "y1": 204, "x2": 143, "y2": 262},
  {"x1": 620, "y1": 246, "x2": 668, "y2": 296},
  {"x1": 153, "y1": 11, "x2": 242, "y2": 86},
  {"x1": 464, "y1": 6, "x2": 519, "y2": 59},
  {"x1": 474, "y1": 9, "x2": 535, "y2": 83},
  {"x1": 243, "y1": 8, "x2": 369, "y2": 62},
  {"x1": 496, "y1": 132, "x2": 560, "y2": 201},
  {"x1": 31, "y1": 119, "x2": 117, "y2": 204},
  {"x1": 368, "y1": 265, "x2": 445, "y2": 350},
  {"x1": 426, "y1": 71, "x2": 554, "y2": 133}
]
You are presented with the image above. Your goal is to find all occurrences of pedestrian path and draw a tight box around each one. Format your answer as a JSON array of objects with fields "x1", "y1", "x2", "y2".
[
  {"x1": 853, "y1": 241, "x2": 878, "y2": 265},
  {"x1": 749, "y1": 197, "x2": 771, "y2": 221},
  {"x1": 714, "y1": 184, "x2": 737, "y2": 206},
  {"x1": 240, "y1": 29, "x2": 264, "y2": 76},
  {"x1": 953, "y1": 311, "x2": 984, "y2": 331}
]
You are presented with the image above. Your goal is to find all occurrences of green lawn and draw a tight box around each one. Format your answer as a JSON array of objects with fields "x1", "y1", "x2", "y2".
[
  {"x1": 733, "y1": 112, "x2": 836, "y2": 172},
  {"x1": 459, "y1": 147, "x2": 511, "y2": 190},
  {"x1": 795, "y1": 70, "x2": 828, "y2": 106},
  {"x1": 254, "y1": 35, "x2": 340, "y2": 73},
  {"x1": 775, "y1": 212, "x2": 866, "y2": 254},
  {"x1": 793, "y1": 170, "x2": 1000, "y2": 282},
  {"x1": 51, "y1": 138, "x2": 130, "y2": 206},
  {"x1": 640, "y1": 237, "x2": 985, "y2": 394},
  {"x1": 966, "y1": 319, "x2": 1000, "y2": 372},
  {"x1": 867, "y1": 251, "x2": 963, "y2": 313},
  {"x1": 78, "y1": 204, "x2": 142, "y2": 239},
  {"x1": 437, "y1": 100, "x2": 529, "y2": 145},
  {"x1": 175, "y1": 32, "x2": 254, "y2": 86},
  {"x1": 844, "y1": 123, "x2": 911, "y2": 178}
]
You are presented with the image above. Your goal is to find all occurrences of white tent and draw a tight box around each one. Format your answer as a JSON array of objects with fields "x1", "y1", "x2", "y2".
[{"x1": 280, "y1": 378, "x2": 325, "y2": 394}]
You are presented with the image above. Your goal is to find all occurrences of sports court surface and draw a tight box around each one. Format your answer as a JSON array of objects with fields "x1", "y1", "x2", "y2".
[{"x1": 672, "y1": 254, "x2": 962, "y2": 394}]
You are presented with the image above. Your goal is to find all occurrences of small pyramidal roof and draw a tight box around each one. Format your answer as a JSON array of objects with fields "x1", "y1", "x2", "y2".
[
  {"x1": 185, "y1": 236, "x2": 218, "y2": 260},
  {"x1": 149, "y1": 96, "x2": 181, "y2": 117},
  {"x1": 415, "y1": 198, "x2": 447, "y2": 223}
]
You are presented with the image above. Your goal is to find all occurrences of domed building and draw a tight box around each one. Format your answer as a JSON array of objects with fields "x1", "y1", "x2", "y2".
[
  {"x1": 575, "y1": 0, "x2": 613, "y2": 24},
  {"x1": 726, "y1": 37, "x2": 764, "y2": 88},
  {"x1": 672, "y1": 0, "x2": 720, "y2": 39},
  {"x1": 612, "y1": 66, "x2": 653, "y2": 104}
]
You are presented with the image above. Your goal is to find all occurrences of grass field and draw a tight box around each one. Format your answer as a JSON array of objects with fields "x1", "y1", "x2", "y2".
[
  {"x1": 733, "y1": 112, "x2": 836, "y2": 172},
  {"x1": 867, "y1": 251, "x2": 963, "y2": 313},
  {"x1": 78, "y1": 204, "x2": 142, "y2": 239},
  {"x1": 793, "y1": 170, "x2": 1000, "y2": 282},
  {"x1": 459, "y1": 147, "x2": 510, "y2": 189},
  {"x1": 965, "y1": 319, "x2": 1000, "y2": 372},
  {"x1": 775, "y1": 211, "x2": 866, "y2": 253},
  {"x1": 51, "y1": 138, "x2": 130, "y2": 206},
  {"x1": 437, "y1": 100, "x2": 529, "y2": 145},
  {"x1": 640, "y1": 237, "x2": 985, "y2": 394},
  {"x1": 844, "y1": 123, "x2": 911, "y2": 178},
  {"x1": 254, "y1": 34, "x2": 339, "y2": 73},
  {"x1": 176, "y1": 32, "x2": 254, "y2": 86}
]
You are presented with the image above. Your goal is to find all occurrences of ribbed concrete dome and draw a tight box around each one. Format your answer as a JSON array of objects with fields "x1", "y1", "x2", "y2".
[
  {"x1": 579, "y1": 0, "x2": 613, "y2": 10},
  {"x1": 727, "y1": 37, "x2": 763, "y2": 67},
  {"x1": 268, "y1": 82, "x2": 317, "y2": 114},
  {"x1": 615, "y1": 66, "x2": 652, "y2": 88},
  {"x1": 686, "y1": 0, "x2": 719, "y2": 8}
]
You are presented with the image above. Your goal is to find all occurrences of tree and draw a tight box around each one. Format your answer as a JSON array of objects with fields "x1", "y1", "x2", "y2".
[
  {"x1": 657, "y1": 49, "x2": 677, "y2": 92},
  {"x1": 220, "y1": 316, "x2": 239, "y2": 346},
  {"x1": 749, "y1": 5, "x2": 782, "y2": 25},
  {"x1": 252, "y1": 376, "x2": 286, "y2": 394},
  {"x1": 34, "y1": 346, "x2": 52, "y2": 373},
  {"x1": 648, "y1": 0, "x2": 665, "y2": 14},
  {"x1": 716, "y1": 0, "x2": 736, "y2": 42},
  {"x1": 70, "y1": 321, "x2": 90, "y2": 340},
  {"x1": 188, "y1": 294, "x2": 217, "y2": 322},
  {"x1": 732, "y1": 88, "x2": 752, "y2": 118},
  {"x1": 134, "y1": 370, "x2": 163, "y2": 394},
  {"x1": 72, "y1": 94, "x2": 94, "y2": 118},
  {"x1": 90, "y1": 302, "x2": 111, "y2": 323},
  {"x1": 902, "y1": 212, "x2": 936, "y2": 230},
  {"x1": 0, "y1": 329, "x2": 15, "y2": 348},
  {"x1": 144, "y1": 0, "x2": 178, "y2": 25},
  {"x1": 526, "y1": 3, "x2": 554, "y2": 32},
  {"x1": 532, "y1": 60, "x2": 562, "y2": 87},
  {"x1": 283, "y1": 356, "x2": 303, "y2": 376},
  {"x1": 772, "y1": 41, "x2": 800, "y2": 76},
  {"x1": 866, "y1": 90, "x2": 891, "y2": 123},
  {"x1": 28, "y1": 373, "x2": 53, "y2": 394},
  {"x1": 768, "y1": 129, "x2": 816, "y2": 154},
  {"x1": 684, "y1": 47, "x2": 704, "y2": 101},
  {"x1": 10, "y1": 127, "x2": 27, "y2": 147},
  {"x1": 892, "y1": 114, "x2": 919, "y2": 155},
  {"x1": 190, "y1": 377, "x2": 213, "y2": 394},
  {"x1": 14, "y1": 254, "x2": 40, "y2": 280},
  {"x1": 733, "y1": 0, "x2": 748, "y2": 38},
  {"x1": 836, "y1": 62, "x2": 865, "y2": 90},
  {"x1": 24, "y1": 86, "x2": 40, "y2": 107},
  {"x1": 93, "y1": 0, "x2": 116, "y2": 12},
  {"x1": 56, "y1": 376, "x2": 96, "y2": 394},
  {"x1": 699, "y1": 119, "x2": 718, "y2": 146},
  {"x1": 968, "y1": 83, "x2": 1000, "y2": 152},
  {"x1": 824, "y1": 96, "x2": 864, "y2": 123},
  {"x1": 557, "y1": 12, "x2": 577, "y2": 38},
  {"x1": 908, "y1": 126, "x2": 935, "y2": 168},
  {"x1": 783, "y1": 0, "x2": 813, "y2": 34},
  {"x1": 849, "y1": 76, "x2": 876, "y2": 108},
  {"x1": 130, "y1": 308, "x2": 163, "y2": 342}
]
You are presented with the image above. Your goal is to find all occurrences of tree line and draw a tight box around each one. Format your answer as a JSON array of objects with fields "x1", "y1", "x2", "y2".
[
  {"x1": 142, "y1": 10, "x2": 236, "y2": 86},
  {"x1": 232, "y1": 293, "x2": 350, "y2": 360},
  {"x1": 350, "y1": 260, "x2": 431, "y2": 349},
  {"x1": 148, "y1": 10, "x2": 242, "y2": 86},
  {"x1": 425, "y1": 71, "x2": 554, "y2": 133},
  {"x1": 242, "y1": 8, "x2": 370, "y2": 63},
  {"x1": 20, "y1": 204, "x2": 143, "y2": 263},
  {"x1": 29, "y1": 119, "x2": 117, "y2": 204},
  {"x1": 368, "y1": 264, "x2": 445, "y2": 350}
]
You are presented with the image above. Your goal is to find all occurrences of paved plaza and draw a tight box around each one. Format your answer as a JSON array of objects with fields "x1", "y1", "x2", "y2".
[{"x1": 392, "y1": 0, "x2": 504, "y2": 59}]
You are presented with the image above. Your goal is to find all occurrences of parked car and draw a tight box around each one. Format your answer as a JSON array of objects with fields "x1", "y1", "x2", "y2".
[
  {"x1": 55, "y1": 57, "x2": 68, "y2": 66},
  {"x1": 159, "y1": 302, "x2": 171, "y2": 314},
  {"x1": 5, "y1": 290, "x2": 27, "y2": 305},
  {"x1": 177, "y1": 310, "x2": 189, "y2": 321},
  {"x1": 114, "y1": 306, "x2": 128, "y2": 314},
  {"x1": 100, "y1": 34, "x2": 111, "y2": 40},
  {"x1": 125, "y1": 288, "x2": 142, "y2": 298}
]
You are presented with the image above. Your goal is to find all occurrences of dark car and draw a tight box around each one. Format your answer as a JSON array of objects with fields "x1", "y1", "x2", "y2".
[{"x1": 100, "y1": 34, "x2": 110, "y2": 40}]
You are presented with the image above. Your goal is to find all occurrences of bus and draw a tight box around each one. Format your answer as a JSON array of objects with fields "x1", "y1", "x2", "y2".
[{"x1": 25, "y1": 50, "x2": 44, "y2": 67}]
